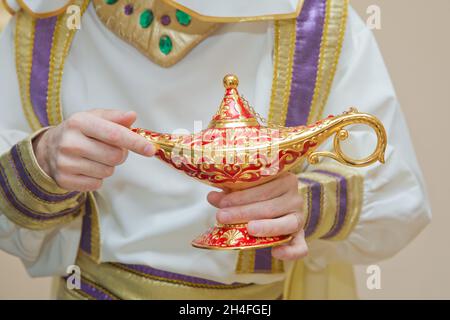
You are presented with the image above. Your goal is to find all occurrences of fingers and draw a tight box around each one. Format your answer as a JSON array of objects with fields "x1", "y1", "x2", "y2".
[
  {"x1": 210, "y1": 172, "x2": 304, "y2": 260},
  {"x1": 69, "y1": 113, "x2": 155, "y2": 157},
  {"x1": 62, "y1": 132, "x2": 128, "y2": 166},
  {"x1": 207, "y1": 190, "x2": 227, "y2": 207},
  {"x1": 88, "y1": 109, "x2": 137, "y2": 128},
  {"x1": 272, "y1": 230, "x2": 308, "y2": 261},
  {"x1": 216, "y1": 192, "x2": 303, "y2": 224},
  {"x1": 54, "y1": 173, "x2": 103, "y2": 192},
  {"x1": 55, "y1": 154, "x2": 115, "y2": 179},
  {"x1": 43, "y1": 109, "x2": 147, "y2": 191},
  {"x1": 208, "y1": 173, "x2": 298, "y2": 208},
  {"x1": 247, "y1": 212, "x2": 303, "y2": 237}
]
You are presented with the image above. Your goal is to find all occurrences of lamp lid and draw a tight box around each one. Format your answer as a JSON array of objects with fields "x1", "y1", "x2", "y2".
[{"x1": 208, "y1": 75, "x2": 260, "y2": 128}]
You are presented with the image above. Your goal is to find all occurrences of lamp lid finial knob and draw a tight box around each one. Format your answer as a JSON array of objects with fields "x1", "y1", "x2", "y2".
[{"x1": 223, "y1": 74, "x2": 239, "y2": 89}]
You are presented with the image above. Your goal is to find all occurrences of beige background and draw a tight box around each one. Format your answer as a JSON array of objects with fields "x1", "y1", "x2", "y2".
[{"x1": 0, "y1": 0, "x2": 449, "y2": 299}]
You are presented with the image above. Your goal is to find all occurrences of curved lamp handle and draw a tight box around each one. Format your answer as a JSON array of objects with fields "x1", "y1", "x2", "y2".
[{"x1": 307, "y1": 108, "x2": 387, "y2": 167}]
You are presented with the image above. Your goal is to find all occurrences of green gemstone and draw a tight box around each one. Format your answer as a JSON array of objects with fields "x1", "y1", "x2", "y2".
[
  {"x1": 159, "y1": 35, "x2": 173, "y2": 55},
  {"x1": 105, "y1": 0, "x2": 118, "y2": 4},
  {"x1": 175, "y1": 9, "x2": 191, "y2": 26},
  {"x1": 139, "y1": 10, "x2": 154, "y2": 28}
]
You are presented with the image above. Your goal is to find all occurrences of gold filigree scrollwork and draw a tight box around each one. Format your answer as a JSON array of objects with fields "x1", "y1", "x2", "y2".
[{"x1": 307, "y1": 108, "x2": 387, "y2": 167}]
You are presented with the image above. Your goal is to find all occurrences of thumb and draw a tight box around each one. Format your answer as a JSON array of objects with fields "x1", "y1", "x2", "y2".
[{"x1": 88, "y1": 109, "x2": 137, "y2": 127}]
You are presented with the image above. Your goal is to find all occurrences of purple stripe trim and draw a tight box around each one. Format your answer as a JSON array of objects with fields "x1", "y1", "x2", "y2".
[
  {"x1": 299, "y1": 177, "x2": 322, "y2": 237},
  {"x1": 286, "y1": 0, "x2": 327, "y2": 127},
  {"x1": 116, "y1": 263, "x2": 246, "y2": 287},
  {"x1": 63, "y1": 276, "x2": 115, "y2": 300},
  {"x1": 30, "y1": 17, "x2": 57, "y2": 127},
  {"x1": 254, "y1": 247, "x2": 272, "y2": 272},
  {"x1": 79, "y1": 198, "x2": 92, "y2": 254},
  {"x1": 313, "y1": 170, "x2": 348, "y2": 238},
  {"x1": 0, "y1": 162, "x2": 83, "y2": 220},
  {"x1": 10, "y1": 145, "x2": 78, "y2": 202},
  {"x1": 79, "y1": 279, "x2": 114, "y2": 300}
]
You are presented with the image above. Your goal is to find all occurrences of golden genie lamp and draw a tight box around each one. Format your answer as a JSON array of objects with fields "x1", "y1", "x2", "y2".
[{"x1": 132, "y1": 75, "x2": 387, "y2": 250}]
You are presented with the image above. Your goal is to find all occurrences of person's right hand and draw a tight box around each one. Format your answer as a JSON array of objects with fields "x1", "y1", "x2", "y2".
[{"x1": 32, "y1": 109, "x2": 155, "y2": 192}]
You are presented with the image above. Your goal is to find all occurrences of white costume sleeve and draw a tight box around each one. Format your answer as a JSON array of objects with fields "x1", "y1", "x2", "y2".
[
  {"x1": 304, "y1": 7, "x2": 431, "y2": 268},
  {"x1": 0, "y1": 19, "x2": 82, "y2": 277}
]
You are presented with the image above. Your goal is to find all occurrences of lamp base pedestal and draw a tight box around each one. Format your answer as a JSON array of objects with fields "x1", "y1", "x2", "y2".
[{"x1": 191, "y1": 223, "x2": 293, "y2": 250}]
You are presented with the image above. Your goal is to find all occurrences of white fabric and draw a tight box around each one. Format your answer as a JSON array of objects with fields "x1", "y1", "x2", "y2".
[
  {"x1": 166, "y1": 0, "x2": 301, "y2": 19},
  {"x1": 0, "y1": 5, "x2": 431, "y2": 283}
]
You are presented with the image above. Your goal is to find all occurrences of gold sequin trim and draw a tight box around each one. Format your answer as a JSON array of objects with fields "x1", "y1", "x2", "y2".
[
  {"x1": 15, "y1": 13, "x2": 40, "y2": 131},
  {"x1": 268, "y1": 18, "x2": 297, "y2": 127},
  {"x1": 111, "y1": 262, "x2": 252, "y2": 289},
  {"x1": 307, "y1": 0, "x2": 349, "y2": 124},
  {"x1": 47, "y1": 0, "x2": 90, "y2": 125}
]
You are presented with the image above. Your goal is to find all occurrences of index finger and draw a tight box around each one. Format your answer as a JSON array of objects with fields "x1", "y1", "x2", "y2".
[{"x1": 79, "y1": 114, "x2": 155, "y2": 156}]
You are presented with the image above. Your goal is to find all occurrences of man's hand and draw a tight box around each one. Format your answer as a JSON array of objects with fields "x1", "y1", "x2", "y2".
[
  {"x1": 207, "y1": 172, "x2": 307, "y2": 261},
  {"x1": 33, "y1": 109, "x2": 155, "y2": 192}
]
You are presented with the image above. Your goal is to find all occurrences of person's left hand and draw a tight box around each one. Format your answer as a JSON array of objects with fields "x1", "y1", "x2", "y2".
[{"x1": 207, "y1": 172, "x2": 308, "y2": 261}]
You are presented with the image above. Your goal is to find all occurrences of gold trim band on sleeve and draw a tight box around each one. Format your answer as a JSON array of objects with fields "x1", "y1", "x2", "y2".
[
  {"x1": 307, "y1": 163, "x2": 364, "y2": 241},
  {"x1": 299, "y1": 171, "x2": 338, "y2": 240}
]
